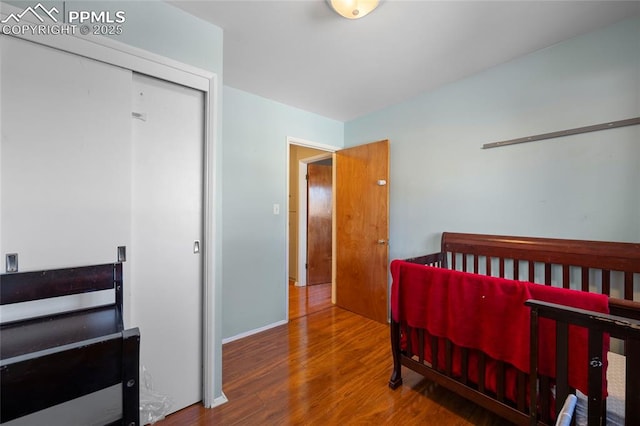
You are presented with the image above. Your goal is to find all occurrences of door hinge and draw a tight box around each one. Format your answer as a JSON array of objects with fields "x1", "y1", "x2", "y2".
[
  {"x1": 305, "y1": 174, "x2": 308, "y2": 180},
  {"x1": 305, "y1": 263, "x2": 308, "y2": 269}
]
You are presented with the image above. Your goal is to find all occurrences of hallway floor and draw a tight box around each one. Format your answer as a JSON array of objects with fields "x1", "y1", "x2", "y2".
[{"x1": 288, "y1": 280, "x2": 332, "y2": 320}]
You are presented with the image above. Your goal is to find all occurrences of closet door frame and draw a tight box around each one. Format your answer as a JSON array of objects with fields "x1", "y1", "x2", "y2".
[{"x1": 0, "y1": 6, "x2": 221, "y2": 408}]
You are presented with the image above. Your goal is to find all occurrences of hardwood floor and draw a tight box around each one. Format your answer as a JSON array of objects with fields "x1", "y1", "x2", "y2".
[
  {"x1": 288, "y1": 280, "x2": 332, "y2": 320},
  {"x1": 158, "y1": 284, "x2": 513, "y2": 425}
]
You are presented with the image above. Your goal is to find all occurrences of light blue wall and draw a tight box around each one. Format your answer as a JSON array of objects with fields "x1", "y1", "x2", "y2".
[
  {"x1": 68, "y1": 1, "x2": 222, "y2": 75},
  {"x1": 346, "y1": 17, "x2": 640, "y2": 261},
  {"x1": 5, "y1": 0, "x2": 224, "y2": 74},
  {"x1": 222, "y1": 86, "x2": 343, "y2": 339}
]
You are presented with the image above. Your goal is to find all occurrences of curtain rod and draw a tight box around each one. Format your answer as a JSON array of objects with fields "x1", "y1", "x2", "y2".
[{"x1": 482, "y1": 117, "x2": 640, "y2": 149}]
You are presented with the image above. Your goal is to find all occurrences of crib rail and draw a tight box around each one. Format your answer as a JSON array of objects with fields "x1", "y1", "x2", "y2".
[
  {"x1": 527, "y1": 300, "x2": 640, "y2": 426},
  {"x1": 403, "y1": 252, "x2": 445, "y2": 267}
]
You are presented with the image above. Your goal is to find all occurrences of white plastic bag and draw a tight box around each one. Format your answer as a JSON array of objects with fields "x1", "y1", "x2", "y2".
[{"x1": 139, "y1": 365, "x2": 172, "y2": 425}]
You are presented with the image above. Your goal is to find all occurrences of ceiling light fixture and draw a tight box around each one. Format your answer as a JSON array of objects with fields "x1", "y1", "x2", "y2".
[{"x1": 327, "y1": 0, "x2": 380, "y2": 20}]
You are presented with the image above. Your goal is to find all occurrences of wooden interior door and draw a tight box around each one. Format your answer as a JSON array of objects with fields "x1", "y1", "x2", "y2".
[
  {"x1": 335, "y1": 140, "x2": 389, "y2": 323},
  {"x1": 307, "y1": 162, "x2": 333, "y2": 285}
]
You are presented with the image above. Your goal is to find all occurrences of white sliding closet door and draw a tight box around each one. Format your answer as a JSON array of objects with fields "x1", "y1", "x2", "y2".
[
  {"x1": 0, "y1": 35, "x2": 132, "y2": 272},
  {"x1": 130, "y1": 73, "x2": 204, "y2": 413}
]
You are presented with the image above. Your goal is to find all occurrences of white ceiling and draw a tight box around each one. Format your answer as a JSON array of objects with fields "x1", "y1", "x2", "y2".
[{"x1": 171, "y1": 0, "x2": 640, "y2": 122}]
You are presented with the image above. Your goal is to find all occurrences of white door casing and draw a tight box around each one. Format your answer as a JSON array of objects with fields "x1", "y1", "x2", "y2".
[{"x1": 285, "y1": 137, "x2": 339, "y2": 321}]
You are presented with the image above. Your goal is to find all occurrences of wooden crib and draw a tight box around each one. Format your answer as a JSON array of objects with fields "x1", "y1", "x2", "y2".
[{"x1": 389, "y1": 232, "x2": 640, "y2": 426}]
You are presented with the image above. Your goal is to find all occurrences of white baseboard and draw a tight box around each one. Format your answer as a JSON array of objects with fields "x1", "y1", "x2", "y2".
[
  {"x1": 222, "y1": 319, "x2": 288, "y2": 344},
  {"x1": 210, "y1": 392, "x2": 228, "y2": 408}
]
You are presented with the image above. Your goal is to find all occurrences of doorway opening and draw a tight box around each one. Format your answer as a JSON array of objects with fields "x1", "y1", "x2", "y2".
[
  {"x1": 286, "y1": 138, "x2": 390, "y2": 324},
  {"x1": 286, "y1": 138, "x2": 338, "y2": 321}
]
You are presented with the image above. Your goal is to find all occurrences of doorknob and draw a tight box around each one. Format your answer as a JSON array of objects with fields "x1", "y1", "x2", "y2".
[{"x1": 377, "y1": 239, "x2": 387, "y2": 245}]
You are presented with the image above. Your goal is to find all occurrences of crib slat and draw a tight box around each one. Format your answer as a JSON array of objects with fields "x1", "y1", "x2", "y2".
[
  {"x1": 473, "y1": 255, "x2": 479, "y2": 274},
  {"x1": 514, "y1": 259, "x2": 520, "y2": 281},
  {"x1": 582, "y1": 267, "x2": 589, "y2": 292},
  {"x1": 529, "y1": 261, "x2": 535, "y2": 283},
  {"x1": 587, "y1": 328, "x2": 604, "y2": 426},
  {"x1": 418, "y1": 329, "x2": 425, "y2": 363},
  {"x1": 517, "y1": 371, "x2": 526, "y2": 413},
  {"x1": 452, "y1": 252, "x2": 458, "y2": 270},
  {"x1": 544, "y1": 264, "x2": 551, "y2": 286},
  {"x1": 602, "y1": 270, "x2": 611, "y2": 296},
  {"x1": 562, "y1": 265, "x2": 570, "y2": 289},
  {"x1": 499, "y1": 258, "x2": 505, "y2": 278},
  {"x1": 539, "y1": 376, "x2": 550, "y2": 424},
  {"x1": 496, "y1": 361, "x2": 505, "y2": 402},
  {"x1": 626, "y1": 338, "x2": 640, "y2": 426},
  {"x1": 477, "y1": 352, "x2": 485, "y2": 393},
  {"x1": 445, "y1": 340, "x2": 452, "y2": 376},
  {"x1": 460, "y1": 348, "x2": 469, "y2": 385},
  {"x1": 555, "y1": 321, "x2": 570, "y2": 418},
  {"x1": 486, "y1": 256, "x2": 491, "y2": 276},
  {"x1": 431, "y1": 336, "x2": 439, "y2": 370},
  {"x1": 625, "y1": 271, "x2": 633, "y2": 300}
]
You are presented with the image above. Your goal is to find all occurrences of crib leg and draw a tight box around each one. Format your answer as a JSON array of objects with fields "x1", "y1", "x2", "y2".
[{"x1": 389, "y1": 317, "x2": 403, "y2": 389}]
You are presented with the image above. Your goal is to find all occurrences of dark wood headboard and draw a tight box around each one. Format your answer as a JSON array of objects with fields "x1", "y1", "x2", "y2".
[
  {"x1": 440, "y1": 232, "x2": 640, "y2": 301},
  {"x1": 0, "y1": 263, "x2": 123, "y2": 311},
  {"x1": 0, "y1": 263, "x2": 122, "y2": 305},
  {"x1": 441, "y1": 232, "x2": 640, "y2": 273}
]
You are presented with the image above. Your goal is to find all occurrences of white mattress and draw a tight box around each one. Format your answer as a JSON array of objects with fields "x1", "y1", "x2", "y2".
[{"x1": 575, "y1": 351, "x2": 625, "y2": 426}]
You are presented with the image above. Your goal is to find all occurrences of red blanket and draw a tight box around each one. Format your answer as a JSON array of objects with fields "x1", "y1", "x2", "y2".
[{"x1": 390, "y1": 260, "x2": 609, "y2": 395}]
